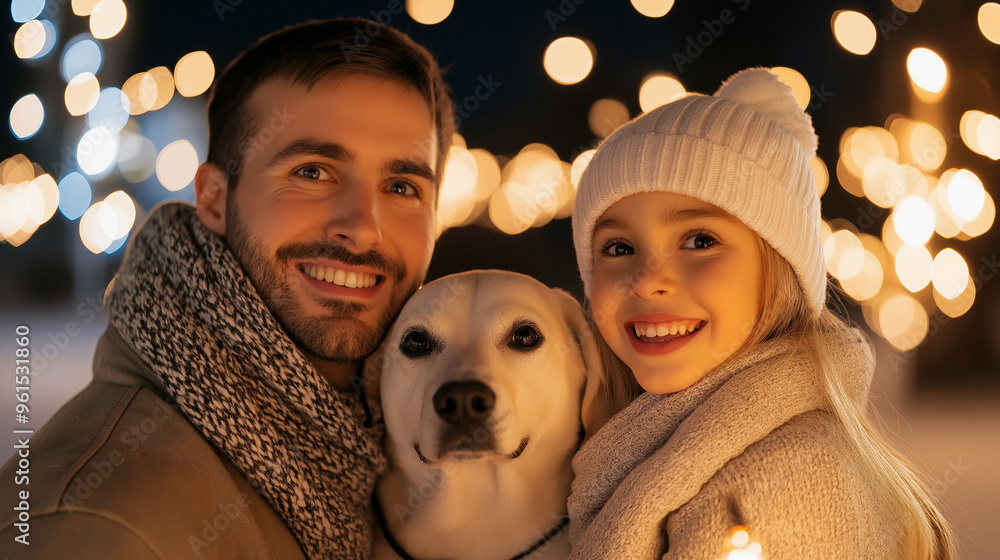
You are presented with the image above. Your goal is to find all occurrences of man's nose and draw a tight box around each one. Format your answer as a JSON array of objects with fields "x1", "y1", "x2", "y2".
[{"x1": 325, "y1": 181, "x2": 383, "y2": 250}]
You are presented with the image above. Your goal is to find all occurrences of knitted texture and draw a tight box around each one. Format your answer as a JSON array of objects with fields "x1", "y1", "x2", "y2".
[
  {"x1": 573, "y1": 68, "x2": 826, "y2": 314},
  {"x1": 567, "y1": 329, "x2": 897, "y2": 559},
  {"x1": 104, "y1": 202, "x2": 387, "y2": 559}
]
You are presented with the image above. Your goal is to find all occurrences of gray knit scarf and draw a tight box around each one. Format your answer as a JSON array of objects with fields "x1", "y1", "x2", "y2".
[{"x1": 104, "y1": 202, "x2": 388, "y2": 559}]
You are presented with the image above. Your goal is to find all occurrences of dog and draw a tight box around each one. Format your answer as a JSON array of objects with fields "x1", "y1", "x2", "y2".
[{"x1": 371, "y1": 270, "x2": 604, "y2": 560}]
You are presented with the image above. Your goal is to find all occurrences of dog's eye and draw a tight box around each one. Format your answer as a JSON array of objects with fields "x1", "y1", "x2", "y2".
[
  {"x1": 510, "y1": 325, "x2": 541, "y2": 350},
  {"x1": 400, "y1": 329, "x2": 433, "y2": 357}
]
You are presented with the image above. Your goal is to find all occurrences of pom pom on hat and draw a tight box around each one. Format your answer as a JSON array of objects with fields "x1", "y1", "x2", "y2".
[{"x1": 572, "y1": 67, "x2": 827, "y2": 314}]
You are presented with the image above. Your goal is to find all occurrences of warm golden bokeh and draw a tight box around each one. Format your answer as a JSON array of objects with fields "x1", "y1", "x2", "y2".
[
  {"x1": 832, "y1": 10, "x2": 877, "y2": 55},
  {"x1": 543, "y1": 37, "x2": 594, "y2": 85}
]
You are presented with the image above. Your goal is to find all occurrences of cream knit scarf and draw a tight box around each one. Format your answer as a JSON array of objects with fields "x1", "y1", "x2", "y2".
[
  {"x1": 104, "y1": 202, "x2": 387, "y2": 559},
  {"x1": 568, "y1": 329, "x2": 872, "y2": 558}
]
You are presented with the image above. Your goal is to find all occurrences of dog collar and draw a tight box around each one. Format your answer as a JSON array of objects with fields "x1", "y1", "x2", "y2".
[{"x1": 372, "y1": 492, "x2": 569, "y2": 560}]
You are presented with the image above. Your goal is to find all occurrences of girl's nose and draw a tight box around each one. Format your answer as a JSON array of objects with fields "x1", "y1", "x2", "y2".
[{"x1": 628, "y1": 250, "x2": 679, "y2": 299}]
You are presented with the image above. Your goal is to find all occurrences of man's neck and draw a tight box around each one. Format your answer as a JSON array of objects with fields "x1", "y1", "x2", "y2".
[{"x1": 305, "y1": 355, "x2": 360, "y2": 393}]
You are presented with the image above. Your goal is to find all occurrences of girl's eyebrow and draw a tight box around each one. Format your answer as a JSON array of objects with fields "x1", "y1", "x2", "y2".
[{"x1": 592, "y1": 206, "x2": 738, "y2": 240}]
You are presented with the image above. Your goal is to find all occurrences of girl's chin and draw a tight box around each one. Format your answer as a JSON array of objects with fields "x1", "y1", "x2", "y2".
[{"x1": 631, "y1": 366, "x2": 711, "y2": 395}]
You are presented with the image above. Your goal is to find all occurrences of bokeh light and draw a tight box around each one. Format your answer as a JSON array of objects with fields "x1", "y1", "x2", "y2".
[
  {"x1": 543, "y1": 37, "x2": 594, "y2": 85},
  {"x1": 10, "y1": 94, "x2": 44, "y2": 140},
  {"x1": 571, "y1": 149, "x2": 597, "y2": 190},
  {"x1": 832, "y1": 10, "x2": 877, "y2": 55},
  {"x1": 11, "y1": 0, "x2": 45, "y2": 23},
  {"x1": 839, "y1": 249, "x2": 883, "y2": 301},
  {"x1": 892, "y1": 0, "x2": 922, "y2": 12},
  {"x1": 934, "y1": 278, "x2": 975, "y2": 318},
  {"x1": 61, "y1": 37, "x2": 102, "y2": 82},
  {"x1": 174, "y1": 51, "x2": 215, "y2": 97},
  {"x1": 894, "y1": 244, "x2": 933, "y2": 292},
  {"x1": 406, "y1": 0, "x2": 454, "y2": 25},
  {"x1": 960, "y1": 110, "x2": 1000, "y2": 160},
  {"x1": 639, "y1": 73, "x2": 685, "y2": 113},
  {"x1": 90, "y1": 0, "x2": 127, "y2": 39},
  {"x1": 156, "y1": 140, "x2": 199, "y2": 191},
  {"x1": 122, "y1": 71, "x2": 157, "y2": 116},
  {"x1": 72, "y1": 0, "x2": 101, "y2": 16},
  {"x1": 979, "y1": 2, "x2": 1000, "y2": 44},
  {"x1": 14, "y1": 19, "x2": 56, "y2": 59},
  {"x1": 65, "y1": 72, "x2": 101, "y2": 116},
  {"x1": 118, "y1": 133, "x2": 157, "y2": 183},
  {"x1": 932, "y1": 248, "x2": 970, "y2": 300},
  {"x1": 945, "y1": 169, "x2": 986, "y2": 223},
  {"x1": 892, "y1": 195, "x2": 935, "y2": 246},
  {"x1": 769, "y1": 67, "x2": 810, "y2": 110},
  {"x1": 77, "y1": 126, "x2": 119, "y2": 176},
  {"x1": 824, "y1": 229, "x2": 865, "y2": 279},
  {"x1": 908, "y1": 122, "x2": 946, "y2": 171},
  {"x1": 960, "y1": 191, "x2": 995, "y2": 238},
  {"x1": 146, "y1": 66, "x2": 175, "y2": 111},
  {"x1": 631, "y1": 0, "x2": 674, "y2": 18},
  {"x1": 86, "y1": 87, "x2": 131, "y2": 133},
  {"x1": 862, "y1": 156, "x2": 906, "y2": 208},
  {"x1": 810, "y1": 156, "x2": 829, "y2": 197},
  {"x1": 878, "y1": 292, "x2": 928, "y2": 351},
  {"x1": 589, "y1": 98, "x2": 630, "y2": 138},
  {"x1": 469, "y1": 148, "x2": 501, "y2": 202},
  {"x1": 437, "y1": 146, "x2": 479, "y2": 230},
  {"x1": 57, "y1": 172, "x2": 93, "y2": 220},
  {"x1": 907, "y1": 47, "x2": 948, "y2": 95}
]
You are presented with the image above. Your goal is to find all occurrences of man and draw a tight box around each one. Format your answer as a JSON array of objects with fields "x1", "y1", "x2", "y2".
[{"x1": 0, "y1": 18, "x2": 454, "y2": 559}]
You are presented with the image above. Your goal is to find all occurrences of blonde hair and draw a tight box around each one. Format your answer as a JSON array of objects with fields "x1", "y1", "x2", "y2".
[{"x1": 585, "y1": 237, "x2": 954, "y2": 559}]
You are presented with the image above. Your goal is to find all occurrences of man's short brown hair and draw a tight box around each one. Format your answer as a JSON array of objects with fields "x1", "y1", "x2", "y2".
[{"x1": 206, "y1": 17, "x2": 454, "y2": 190}]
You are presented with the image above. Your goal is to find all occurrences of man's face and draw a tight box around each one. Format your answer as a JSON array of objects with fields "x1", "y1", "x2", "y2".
[{"x1": 221, "y1": 74, "x2": 438, "y2": 365}]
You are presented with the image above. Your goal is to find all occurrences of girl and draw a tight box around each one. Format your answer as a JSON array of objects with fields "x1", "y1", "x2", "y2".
[{"x1": 568, "y1": 68, "x2": 953, "y2": 559}]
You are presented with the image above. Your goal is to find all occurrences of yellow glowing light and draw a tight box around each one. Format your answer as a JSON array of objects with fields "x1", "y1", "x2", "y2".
[
  {"x1": 589, "y1": 98, "x2": 630, "y2": 138},
  {"x1": 824, "y1": 229, "x2": 865, "y2": 279},
  {"x1": 90, "y1": 0, "x2": 127, "y2": 40},
  {"x1": 122, "y1": 71, "x2": 157, "y2": 115},
  {"x1": 451, "y1": 132, "x2": 466, "y2": 149},
  {"x1": 907, "y1": 48, "x2": 947, "y2": 94},
  {"x1": 769, "y1": 67, "x2": 810, "y2": 110},
  {"x1": 892, "y1": 0, "x2": 922, "y2": 12},
  {"x1": 155, "y1": 140, "x2": 199, "y2": 191},
  {"x1": 10, "y1": 94, "x2": 44, "y2": 140},
  {"x1": 511, "y1": 145, "x2": 567, "y2": 227},
  {"x1": 174, "y1": 51, "x2": 215, "y2": 97},
  {"x1": 103, "y1": 190, "x2": 136, "y2": 239},
  {"x1": 469, "y1": 148, "x2": 501, "y2": 202},
  {"x1": 437, "y1": 146, "x2": 479, "y2": 230},
  {"x1": 934, "y1": 278, "x2": 975, "y2": 318},
  {"x1": 932, "y1": 248, "x2": 970, "y2": 300},
  {"x1": 862, "y1": 156, "x2": 907, "y2": 208},
  {"x1": 406, "y1": 0, "x2": 454, "y2": 25},
  {"x1": 832, "y1": 11, "x2": 877, "y2": 55},
  {"x1": 730, "y1": 527, "x2": 750, "y2": 548},
  {"x1": 639, "y1": 73, "x2": 686, "y2": 113},
  {"x1": 0, "y1": 154, "x2": 35, "y2": 184},
  {"x1": 28, "y1": 173, "x2": 59, "y2": 227},
  {"x1": 65, "y1": 72, "x2": 100, "y2": 116},
  {"x1": 631, "y1": 0, "x2": 674, "y2": 17},
  {"x1": 976, "y1": 113, "x2": 1000, "y2": 160},
  {"x1": 571, "y1": 149, "x2": 597, "y2": 191},
  {"x1": 840, "y1": 249, "x2": 884, "y2": 301},
  {"x1": 960, "y1": 110, "x2": 987, "y2": 155},
  {"x1": 543, "y1": 37, "x2": 594, "y2": 86},
  {"x1": 79, "y1": 201, "x2": 114, "y2": 253},
  {"x1": 960, "y1": 191, "x2": 995, "y2": 238},
  {"x1": 554, "y1": 161, "x2": 576, "y2": 219},
  {"x1": 882, "y1": 216, "x2": 905, "y2": 256},
  {"x1": 14, "y1": 20, "x2": 46, "y2": 59},
  {"x1": 979, "y1": 3, "x2": 1000, "y2": 44},
  {"x1": 146, "y1": 67, "x2": 175, "y2": 111},
  {"x1": 928, "y1": 183, "x2": 964, "y2": 238},
  {"x1": 894, "y1": 244, "x2": 932, "y2": 292},
  {"x1": 0, "y1": 182, "x2": 41, "y2": 246},
  {"x1": 945, "y1": 169, "x2": 986, "y2": 223},
  {"x1": 878, "y1": 293, "x2": 928, "y2": 351},
  {"x1": 836, "y1": 155, "x2": 865, "y2": 197},
  {"x1": 892, "y1": 195, "x2": 935, "y2": 246},
  {"x1": 908, "y1": 122, "x2": 946, "y2": 171},
  {"x1": 488, "y1": 183, "x2": 532, "y2": 235},
  {"x1": 72, "y1": 0, "x2": 101, "y2": 16},
  {"x1": 842, "y1": 126, "x2": 898, "y2": 178},
  {"x1": 810, "y1": 156, "x2": 829, "y2": 197}
]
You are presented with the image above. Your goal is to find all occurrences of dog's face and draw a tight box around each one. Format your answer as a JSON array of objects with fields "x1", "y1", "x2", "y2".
[{"x1": 378, "y1": 270, "x2": 601, "y2": 471}]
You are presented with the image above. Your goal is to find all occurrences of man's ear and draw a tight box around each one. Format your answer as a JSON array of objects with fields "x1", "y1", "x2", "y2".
[{"x1": 194, "y1": 162, "x2": 229, "y2": 236}]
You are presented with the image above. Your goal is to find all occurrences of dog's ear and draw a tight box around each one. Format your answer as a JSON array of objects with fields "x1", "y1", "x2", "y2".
[{"x1": 549, "y1": 287, "x2": 608, "y2": 442}]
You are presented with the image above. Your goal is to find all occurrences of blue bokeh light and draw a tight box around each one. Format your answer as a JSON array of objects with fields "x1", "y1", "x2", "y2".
[
  {"x1": 11, "y1": 0, "x2": 45, "y2": 23},
  {"x1": 60, "y1": 37, "x2": 102, "y2": 82},
  {"x1": 57, "y1": 172, "x2": 92, "y2": 221}
]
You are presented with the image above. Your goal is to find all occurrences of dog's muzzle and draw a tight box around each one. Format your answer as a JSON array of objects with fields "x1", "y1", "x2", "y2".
[{"x1": 431, "y1": 381, "x2": 498, "y2": 455}]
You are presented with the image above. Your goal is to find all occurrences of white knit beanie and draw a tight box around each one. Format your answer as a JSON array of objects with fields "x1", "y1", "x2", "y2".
[{"x1": 573, "y1": 67, "x2": 826, "y2": 315}]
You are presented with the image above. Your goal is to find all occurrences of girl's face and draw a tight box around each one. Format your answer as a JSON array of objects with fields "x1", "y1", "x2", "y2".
[{"x1": 590, "y1": 192, "x2": 763, "y2": 394}]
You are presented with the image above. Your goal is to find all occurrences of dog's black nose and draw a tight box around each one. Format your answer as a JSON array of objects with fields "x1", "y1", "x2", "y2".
[{"x1": 433, "y1": 381, "x2": 495, "y2": 425}]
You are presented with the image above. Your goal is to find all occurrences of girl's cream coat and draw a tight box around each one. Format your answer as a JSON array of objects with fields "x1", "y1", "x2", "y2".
[{"x1": 568, "y1": 329, "x2": 905, "y2": 559}]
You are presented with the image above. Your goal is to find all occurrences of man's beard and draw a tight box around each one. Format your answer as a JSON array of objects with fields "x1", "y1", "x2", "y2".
[{"x1": 225, "y1": 200, "x2": 423, "y2": 363}]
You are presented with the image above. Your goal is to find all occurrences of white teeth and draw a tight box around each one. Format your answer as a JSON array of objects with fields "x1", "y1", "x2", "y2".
[
  {"x1": 304, "y1": 265, "x2": 378, "y2": 288},
  {"x1": 678, "y1": 325, "x2": 687, "y2": 336},
  {"x1": 633, "y1": 321, "x2": 702, "y2": 339},
  {"x1": 669, "y1": 324, "x2": 679, "y2": 335},
  {"x1": 656, "y1": 324, "x2": 669, "y2": 337}
]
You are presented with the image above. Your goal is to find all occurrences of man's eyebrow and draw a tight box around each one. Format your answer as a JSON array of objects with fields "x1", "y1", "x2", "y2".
[
  {"x1": 385, "y1": 158, "x2": 436, "y2": 184},
  {"x1": 266, "y1": 139, "x2": 357, "y2": 168},
  {"x1": 591, "y1": 206, "x2": 737, "y2": 239}
]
